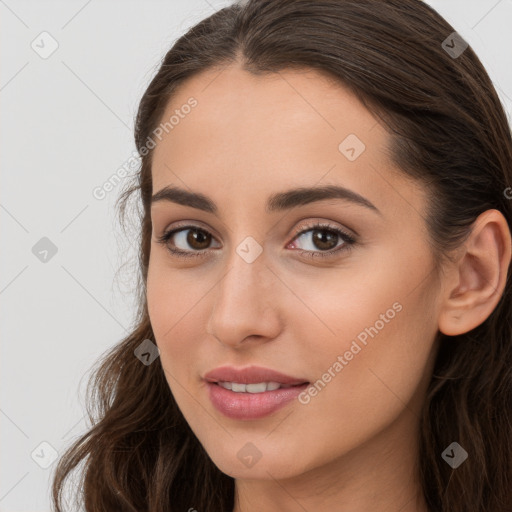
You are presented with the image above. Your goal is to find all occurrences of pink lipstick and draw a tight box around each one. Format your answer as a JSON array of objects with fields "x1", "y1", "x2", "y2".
[{"x1": 204, "y1": 365, "x2": 309, "y2": 420}]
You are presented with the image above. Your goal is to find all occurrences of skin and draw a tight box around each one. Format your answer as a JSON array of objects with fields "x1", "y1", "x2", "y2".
[{"x1": 146, "y1": 64, "x2": 511, "y2": 511}]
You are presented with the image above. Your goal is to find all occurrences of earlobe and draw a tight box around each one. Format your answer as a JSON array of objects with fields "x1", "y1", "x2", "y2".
[{"x1": 438, "y1": 209, "x2": 512, "y2": 337}]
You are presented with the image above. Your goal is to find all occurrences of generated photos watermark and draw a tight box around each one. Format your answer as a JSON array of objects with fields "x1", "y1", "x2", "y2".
[{"x1": 298, "y1": 301, "x2": 403, "y2": 404}]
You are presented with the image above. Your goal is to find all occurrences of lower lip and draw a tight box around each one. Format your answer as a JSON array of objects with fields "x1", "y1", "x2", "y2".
[{"x1": 206, "y1": 382, "x2": 309, "y2": 420}]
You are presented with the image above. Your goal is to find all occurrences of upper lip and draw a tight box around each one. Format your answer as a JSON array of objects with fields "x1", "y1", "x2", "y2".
[{"x1": 204, "y1": 365, "x2": 309, "y2": 385}]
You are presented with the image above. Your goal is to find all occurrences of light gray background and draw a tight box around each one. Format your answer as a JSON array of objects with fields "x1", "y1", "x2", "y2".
[{"x1": 1, "y1": 1, "x2": 511, "y2": 511}]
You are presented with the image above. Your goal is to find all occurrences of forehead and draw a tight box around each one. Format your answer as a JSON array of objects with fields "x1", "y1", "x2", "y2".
[{"x1": 150, "y1": 65, "x2": 424, "y2": 218}]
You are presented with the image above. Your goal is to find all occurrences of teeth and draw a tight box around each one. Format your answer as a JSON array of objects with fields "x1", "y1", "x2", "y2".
[
  {"x1": 232, "y1": 382, "x2": 246, "y2": 392},
  {"x1": 218, "y1": 381, "x2": 283, "y2": 393}
]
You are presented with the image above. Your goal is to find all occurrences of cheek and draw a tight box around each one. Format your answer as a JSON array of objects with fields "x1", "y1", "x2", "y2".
[
  {"x1": 147, "y1": 257, "x2": 199, "y2": 334},
  {"x1": 146, "y1": 266, "x2": 221, "y2": 449},
  {"x1": 293, "y1": 261, "x2": 437, "y2": 411},
  {"x1": 146, "y1": 262, "x2": 212, "y2": 380},
  {"x1": 146, "y1": 264, "x2": 188, "y2": 359},
  {"x1": 287, "y1": 265, "x2": 400, "y2": 347},
  {"x1": 146, "y1": 265, "x2": 174, "y2": 339}
]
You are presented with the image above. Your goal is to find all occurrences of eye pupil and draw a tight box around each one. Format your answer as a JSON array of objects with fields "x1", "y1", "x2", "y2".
[
  {"x1": 188, "y1": 228, "x2": 211, "y2": 249},
  {"x1": 313, "y1": 229, "x2": 338, "y2": 250}
]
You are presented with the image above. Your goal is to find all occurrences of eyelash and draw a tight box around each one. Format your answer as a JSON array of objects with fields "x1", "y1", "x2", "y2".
[{"x1": 155, "y1": 222, "x2": 357, "y2": 260}]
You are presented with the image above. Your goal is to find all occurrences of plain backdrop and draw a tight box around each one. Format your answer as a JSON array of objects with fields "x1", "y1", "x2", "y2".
[{"x1": 1, "y1": 1, "x2": 511, "y2": 510}]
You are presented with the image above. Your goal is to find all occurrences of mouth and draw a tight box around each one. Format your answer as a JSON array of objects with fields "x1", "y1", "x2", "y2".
[
  {"x1": 204, "y1": 380, "x2": 309, "y2": 421},
  {"x1": 203, "y1": 364, "x2": 308, "y2": 387},
  {"x1": 203, "y1": 365, "x2": 310, "y2": 420},
  {"x1": 212, "y1": 380, "x2": 309, "y2": 393}
]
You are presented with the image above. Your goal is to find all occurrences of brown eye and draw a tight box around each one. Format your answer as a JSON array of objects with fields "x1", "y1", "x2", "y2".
[
  {"x1": 288, "y1": 223, "x2": 357, "y2": 260},
  {"x1": 167, "y1": 227, "x2": 215, "y2": 251},
  {"x1": 310, "y1": 229, "x2": 339, "y2": 251},
  {"x1": 292, "y1": 226, "x2": 348, "y2": 252},
  {"x1": 183, "y1": 228, "x2": 211, "y2": 250},
  {"x1": 156, "y1": 222, "x2": 357, "y2": 261},
  {"x1": 156, "y1": 226, "x2": 220, "y2": 258}
]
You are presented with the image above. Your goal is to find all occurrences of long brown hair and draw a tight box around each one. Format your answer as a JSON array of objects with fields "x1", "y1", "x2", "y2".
[{"x1": 51, "y1": 1, "x2": 512, "y2": 510}]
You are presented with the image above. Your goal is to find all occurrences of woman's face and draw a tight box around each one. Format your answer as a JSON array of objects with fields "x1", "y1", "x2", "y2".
[{"x1": 147, "y1": 65, "x2": 442, "y2": 481}]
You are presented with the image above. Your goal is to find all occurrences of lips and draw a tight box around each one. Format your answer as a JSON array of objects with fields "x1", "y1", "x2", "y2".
[
  {"x1": 203, "y1": 365, "x2": 310, "y2": 420},
  {"x1": 203, "y1": 365, "x2": 309, "y2": 386}
]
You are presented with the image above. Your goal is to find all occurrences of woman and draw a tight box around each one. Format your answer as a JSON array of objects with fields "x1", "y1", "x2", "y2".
[{"x1": 51, "y1": 1, "x2": 512, "y2": 511}]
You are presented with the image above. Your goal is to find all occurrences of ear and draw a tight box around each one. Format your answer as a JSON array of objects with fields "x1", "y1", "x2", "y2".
[{"x1": 438, "y1": 209, "x2": 512, "y2": 336}]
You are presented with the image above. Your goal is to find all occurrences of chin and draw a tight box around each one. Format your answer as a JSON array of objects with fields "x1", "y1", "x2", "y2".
[{"x1": 205, "y1": 441, "x2": 313, "y2": 481}]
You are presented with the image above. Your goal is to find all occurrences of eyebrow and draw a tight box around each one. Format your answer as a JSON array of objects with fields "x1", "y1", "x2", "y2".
[{"x1": 151, "y1": 185, "x2": 382, "y2": 216}]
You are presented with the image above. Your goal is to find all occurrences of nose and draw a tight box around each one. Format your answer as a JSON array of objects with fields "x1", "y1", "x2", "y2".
[{"x1": 206, "y1": 250, "x2": 282, "y2": 349}]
